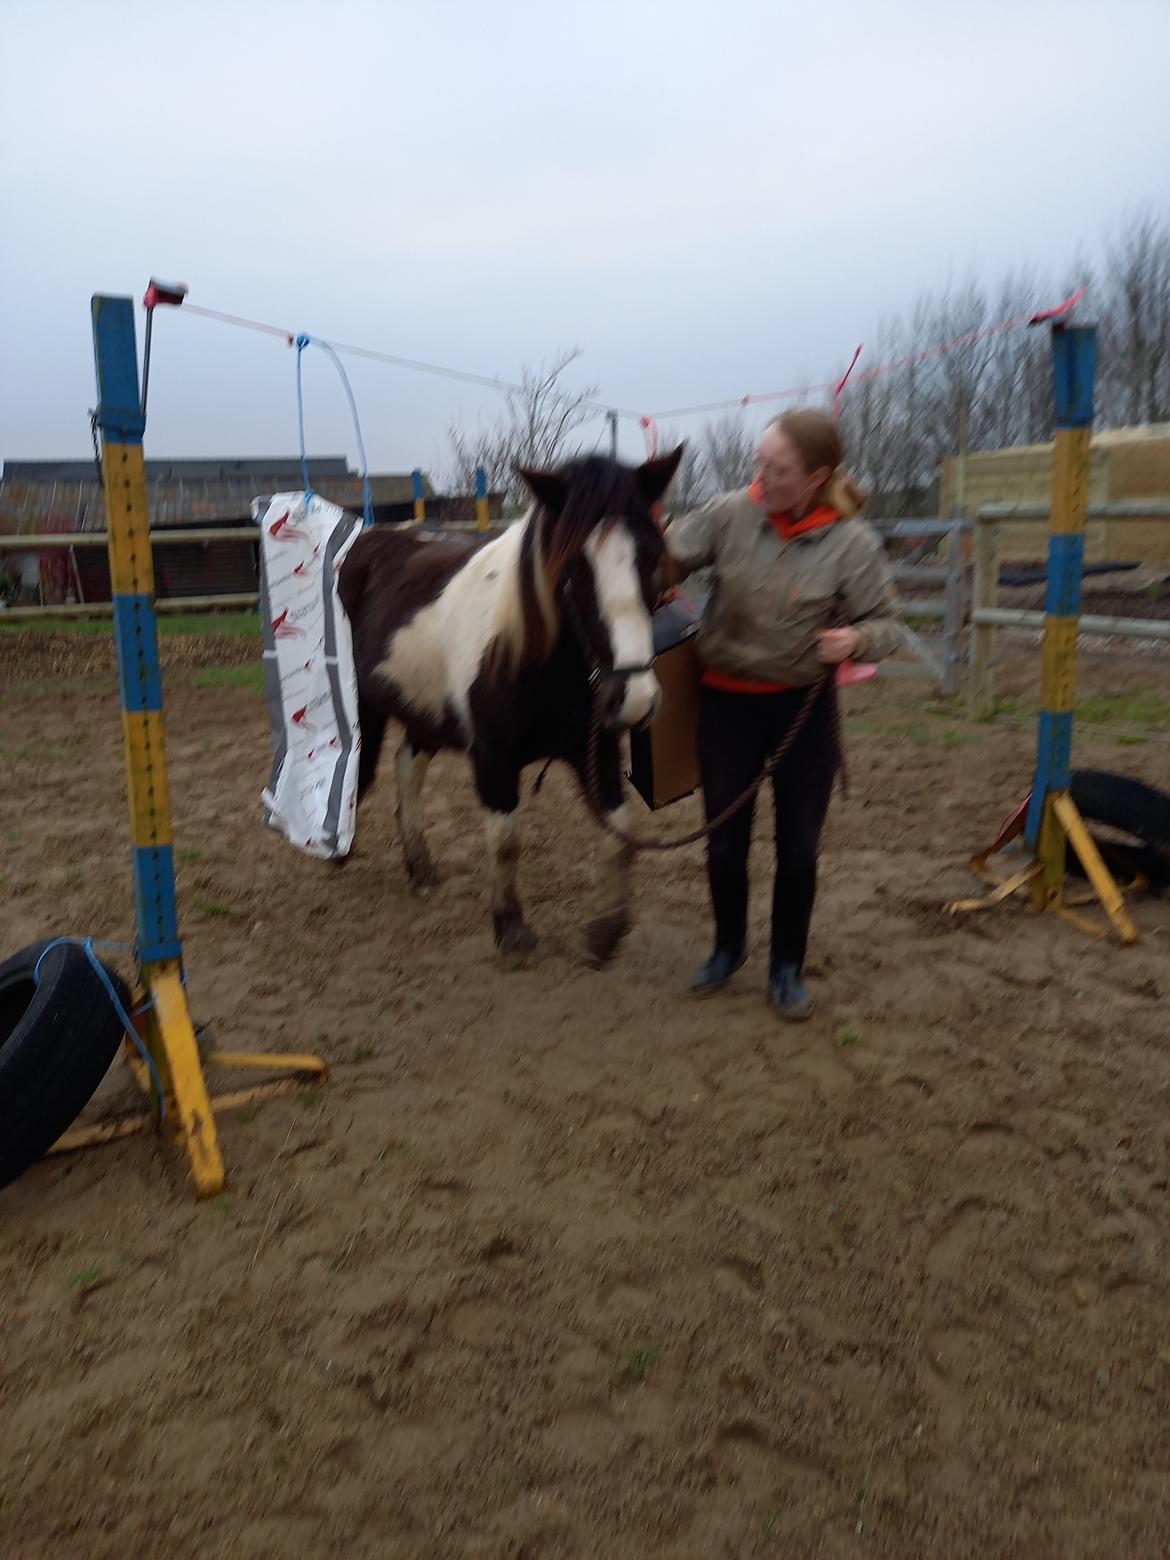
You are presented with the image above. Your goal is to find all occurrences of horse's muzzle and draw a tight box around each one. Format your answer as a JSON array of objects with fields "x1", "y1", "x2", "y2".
[{"x1": 603, "y1": 669, "x2": 661, "y2": 732}]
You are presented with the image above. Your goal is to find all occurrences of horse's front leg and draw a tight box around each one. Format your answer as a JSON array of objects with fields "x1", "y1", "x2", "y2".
[
  {"x1": 474, "y1": 759, "x2": 538, "y2": 955},
  {"x1": 578, "y1": 731, "x2": 636, "y2": 968},
  {"x1": 395, "y1": 738, "x2": 440, "y2": 893}
]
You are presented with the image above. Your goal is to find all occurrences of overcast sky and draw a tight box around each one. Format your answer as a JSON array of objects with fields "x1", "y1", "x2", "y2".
[{"x1": 2, "y1": 0, "x2": 1168, "y2": 480}]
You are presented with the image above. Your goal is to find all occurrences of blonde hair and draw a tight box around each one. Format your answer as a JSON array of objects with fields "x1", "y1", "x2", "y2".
[{"x1": 771, "y1": 410, "x2": 867, "y2": 519}]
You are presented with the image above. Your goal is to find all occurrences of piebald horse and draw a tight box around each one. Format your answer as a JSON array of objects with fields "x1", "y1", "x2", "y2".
[{"x1": 337, "y1": 448, "x2": 683, "y2": 964}]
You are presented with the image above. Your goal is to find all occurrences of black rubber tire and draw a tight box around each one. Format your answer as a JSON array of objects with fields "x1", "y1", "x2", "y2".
[
  {"x1": 1069, "y1": 769, "x2": 1170, "y2": 893},
  {"x1": 0, "y1": 940, "x2": 130, "y2": 1190}
]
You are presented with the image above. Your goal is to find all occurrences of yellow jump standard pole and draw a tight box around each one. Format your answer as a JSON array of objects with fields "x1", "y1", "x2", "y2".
[
  {"x1": 1025, "y1": 323, "x2": 1136, "y2": 943},
  {"x1": 56, "y1": 295, "x2": 325, "y2": 1195},
  {"x1": 948, "y1": 320, "x2": 1138, "y2": 946}
]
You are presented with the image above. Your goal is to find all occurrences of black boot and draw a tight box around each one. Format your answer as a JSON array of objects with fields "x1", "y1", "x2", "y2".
[
  {"x1": 690, "y1": 946, "x2": 746, "y2": 996},
  {"x1": 769, "y1": 962, "x2": 813, "y2": 1021}
]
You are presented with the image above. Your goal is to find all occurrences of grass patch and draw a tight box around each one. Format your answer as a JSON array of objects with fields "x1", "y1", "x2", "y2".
[
  {"x1": 1076, "y1": 686, "x2": 1170, "y2": 729},
  {"x1": 351, "y1": 1041, "x2": 375, "y2": 1062},
  {"x1": 68, "y1": 1263, "x2": 101, "y2": 1291},
  {"x1": 63, "y1": 867, "x2": 83, "y2": 885},
  {"x1": 193, "y1": 896, "x2": 234, "y2": 918},
  {"x1": 617, "y1": 1342, "x2": 662, "y2": 1386},
  {"x1": 179, "y1": 848, "x2": 203, "y2": 863},
  {"x1": 846, "y1": 1464, "x2": 872, "y2": 1523},
  {"x1": 839, "y1": 1029, "x2": 862, "y2": 1047},
  {"x1": 377, "y1": 1138, "x2": 417, "y2": 1163},
  {"x1": 298, "y1": 1088, "x2": 323, "y2": 1111},
  {"x1": 159, "y1": 611, "x2": 259, "y2": 638},
  {"x1": 886, "y1": 721, "x2": 931, "y2": 747},
  {"x1": 0, "y1": 674, "x2": 108, "y2": 703},
  {"x1": 850, "y1": 716, "x2": 982, "y2": 749},
  {"x1": 980, "y1": 687, "x2": 1170, "y2": 733},
  {"x1": 188, "y1": 664, "x2": 265, "y2": 693},
  {"x1": 0, "y1": 610, "x2": 259, "y2": 638},
  {"x1": 977, "y1": 696, "x2": 1025, "y2": 723},
  {"x1": 842, "y1": 716, "x2": 883, "y2": 736}
]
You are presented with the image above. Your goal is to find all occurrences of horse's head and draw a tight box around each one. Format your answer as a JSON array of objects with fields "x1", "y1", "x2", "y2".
[{"x1": 517, "y1": 446, "x2": 683, "y2": 730}]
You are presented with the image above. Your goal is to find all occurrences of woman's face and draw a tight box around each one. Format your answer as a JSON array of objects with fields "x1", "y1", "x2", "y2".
[{"x1": 755, "y1": 425, "x2": 830, "y2": 515}]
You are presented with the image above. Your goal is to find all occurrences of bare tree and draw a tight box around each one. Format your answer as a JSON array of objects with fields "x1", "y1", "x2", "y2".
[
  {"x1": 701, "y1": 413, "x2": 756, "y2": 493},
  {"x1": 655, "y1": 424, "x2": 709, "y2": 513},
  {"x1": 839, "y1": 316, "x2": 930, "y2": 513},
  {"x1": 447, "y1": 349, "x2": 599, "y2": 511},
  {"x1": 445, "y1": 215, "x2": 1168, "y2": 526},
  {"x1": 1098, "y1": 211, "x2": 1170, "y2": 427},
  {"x1": 977, "y1": 268, "x2": 1046, "y2": 450}
]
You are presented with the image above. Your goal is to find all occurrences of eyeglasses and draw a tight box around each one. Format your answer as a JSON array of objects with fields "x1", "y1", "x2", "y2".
[{"x1": 755, "y1": 460, "x2": 798, "y2": 479}]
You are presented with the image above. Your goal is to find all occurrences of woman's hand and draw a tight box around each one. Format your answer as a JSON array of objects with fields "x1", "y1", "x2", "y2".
[{"x1": 817, "y1": 626, "x2": 860, "y2": 665}]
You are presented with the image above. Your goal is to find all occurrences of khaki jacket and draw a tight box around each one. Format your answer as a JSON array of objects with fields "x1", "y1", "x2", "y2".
[{"x1": 664, "y1": 487, "x2": 902, "y2": 687}]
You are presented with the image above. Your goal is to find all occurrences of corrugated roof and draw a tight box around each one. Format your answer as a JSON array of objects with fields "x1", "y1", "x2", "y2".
[
  {"x1": 0, "y1": 464, "x2": 436, "y2": 533},
  {"x1": 3, "y1": 457, "x2": 352, "y2": 481}
]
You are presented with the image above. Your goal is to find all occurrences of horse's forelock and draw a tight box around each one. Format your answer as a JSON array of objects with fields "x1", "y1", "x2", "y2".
[
  {"x1": 542, "y1": 461, "x2": 630, "y2": 591},
  {"x1": 488, "y1": 460, "x2": 649, "y2": 680}
]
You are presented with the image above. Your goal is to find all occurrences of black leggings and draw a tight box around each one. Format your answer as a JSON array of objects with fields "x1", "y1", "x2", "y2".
[{"x1": 698, "y1": 683, "x2": 838, "y2": 972}]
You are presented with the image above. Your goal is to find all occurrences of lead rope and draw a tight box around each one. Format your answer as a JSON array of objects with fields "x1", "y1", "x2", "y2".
[{"x1": 581, "y1": 671, "x2": 847, "y2": 853}]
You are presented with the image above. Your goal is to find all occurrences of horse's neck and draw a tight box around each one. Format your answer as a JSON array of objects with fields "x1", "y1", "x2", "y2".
[{"x1": 433, "y1": 508, "x2": 546, "y2": 679}]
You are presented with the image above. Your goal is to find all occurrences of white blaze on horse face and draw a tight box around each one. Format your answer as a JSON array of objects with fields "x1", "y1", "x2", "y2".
[{"x1": 584, "y1": 524, "x2": 661, "y2": 729}]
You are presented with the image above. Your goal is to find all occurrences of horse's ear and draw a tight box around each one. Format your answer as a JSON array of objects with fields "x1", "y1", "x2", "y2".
[
  {"x1": 516, "y1": 466, "x2": 566, "y2": 513},
  {"x1": 637, "y1": 444, "x2": 685, "y2": 504}
]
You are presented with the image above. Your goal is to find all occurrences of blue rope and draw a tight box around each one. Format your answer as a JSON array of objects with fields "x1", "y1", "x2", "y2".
[
  {"x1": 34, "y1": 937, "x2": 168, "y2": 1122},
  {"x1": 295, "y1": 333, "x2": 312, "y2": 508},
  {"x1": 294, "y1": 333, "x2": 374, "y2": 528}
]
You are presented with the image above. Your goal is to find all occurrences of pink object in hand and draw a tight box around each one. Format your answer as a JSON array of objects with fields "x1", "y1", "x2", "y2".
[{"x1": 836, "y1": 661, "x2": 877, "y2": 687}]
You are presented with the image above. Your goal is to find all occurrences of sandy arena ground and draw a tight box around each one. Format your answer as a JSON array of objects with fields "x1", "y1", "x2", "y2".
[{"x1": 1, "y1": 628, "x2": 1169, "y2": 1558}]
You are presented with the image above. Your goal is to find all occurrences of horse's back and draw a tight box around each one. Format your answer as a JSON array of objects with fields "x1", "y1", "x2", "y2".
[
  {"x1": 340, "y1": 526, "x2": 481, "y2": 697},
  {"x1": 341, "y1": 527, "x2": 477, "y2": 624}
]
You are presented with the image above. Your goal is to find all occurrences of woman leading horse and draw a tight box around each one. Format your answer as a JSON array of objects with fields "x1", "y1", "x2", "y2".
[{"x1": 663, "y1": 409, "x2": 901, "y2": 1019}]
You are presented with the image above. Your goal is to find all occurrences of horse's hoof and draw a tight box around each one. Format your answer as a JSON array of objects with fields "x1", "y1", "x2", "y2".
[
  {"x1": 583, "y1": 911, "x2": 631, "y2": 969},
  {"x1": 495, "y1": 913, "x2": 538, "y2": 955}
]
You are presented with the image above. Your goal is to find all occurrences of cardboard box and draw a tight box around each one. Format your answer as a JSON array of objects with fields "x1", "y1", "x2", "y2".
[{"x1": 628, "y1": 596, "x2": 705, "y2": 810}]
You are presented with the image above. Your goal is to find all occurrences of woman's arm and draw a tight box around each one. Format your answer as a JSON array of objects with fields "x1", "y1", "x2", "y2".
[
  {"x1": 837, "y1": 523, "x2": 903, "y2": 662},
  {"x1": 661, "y1": 494, "x2": 727, "y2": 579}
]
